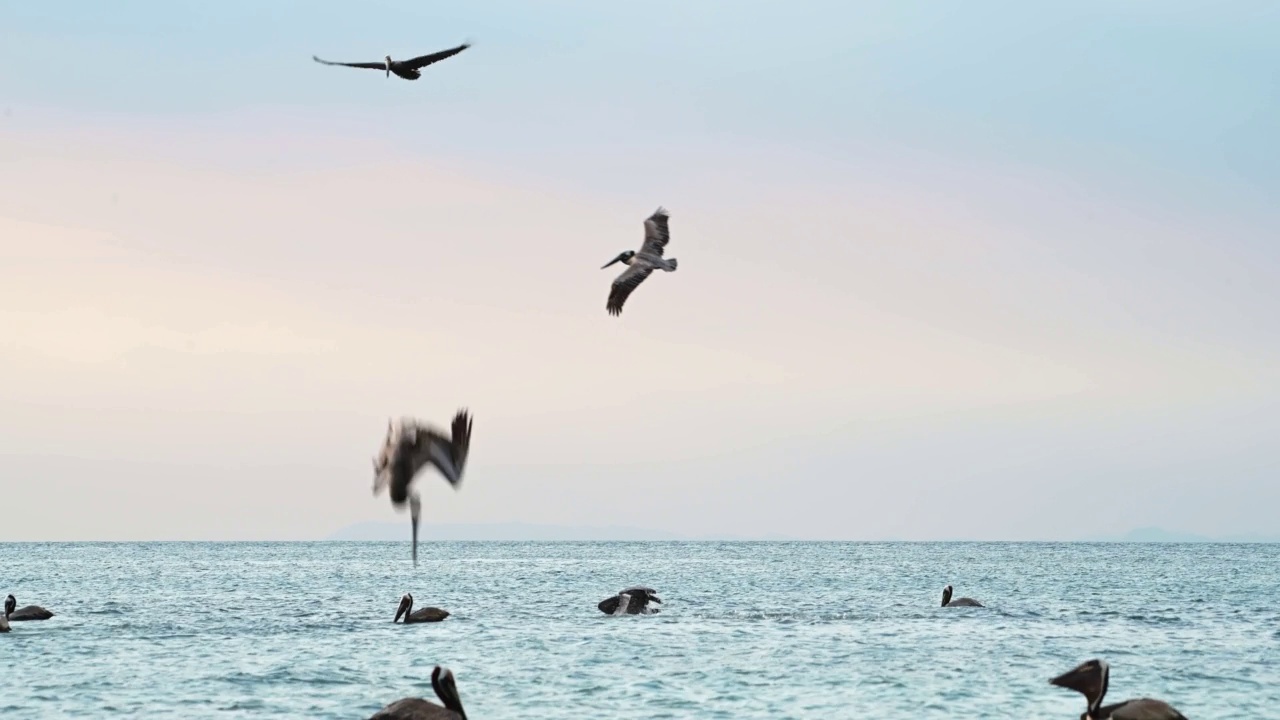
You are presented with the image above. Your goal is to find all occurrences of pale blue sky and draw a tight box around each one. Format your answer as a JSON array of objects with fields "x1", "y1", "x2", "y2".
[{"x1": 1, "y1": 1, "x2": 1277, "y2": 540}]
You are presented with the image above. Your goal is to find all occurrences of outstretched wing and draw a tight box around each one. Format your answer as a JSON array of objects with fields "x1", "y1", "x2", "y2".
[
  {"x1": 607, "y1": 263, "x2": 656, "y2": 316},
  {"x1": 448, "y1": 409, "x2": 473, "y2": 481},
  {"x1": 313, "y1": 55, "x2": 385, "y2": 70},
  {"x1": 639, "y1": 207, "x2": 670, "y2": 257},
  {"x1": 404, "y1": 43, "x2": 472, "y2": 69}
]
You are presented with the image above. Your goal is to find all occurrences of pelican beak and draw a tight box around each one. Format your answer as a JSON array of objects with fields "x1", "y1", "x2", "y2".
[
  {"x1": 601, "y1": 254, "x2": 624, "y2": 269},
  {"x1": 394, "y1": 596, "x2": 410, "y2": 622},
  {"x1": 1049, "y1": 666, "x2": 1088, "y2": 692}
]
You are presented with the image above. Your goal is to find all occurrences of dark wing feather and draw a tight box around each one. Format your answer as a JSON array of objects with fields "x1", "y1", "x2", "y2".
[
  {"x1": 313, "y1": 55, "x2": 385, "y2": 70},
  {"x1": 1106, "y1": 699, "x2": 1187, "y2": 720},
  {"x1": 449, "y1": 409, "x2": 473, "y2": 480},
  {"x1": 598, "y1": 595, "x2": 621, "y2": 614},
  {"x1": 639, "y1": 207, "x2": 671, "y2": 257},
  {"x1": 607, "y1": 264, "x2": 655, "y2": 316},
  {"x1": 404, "y1": 43, "x2": 472, "y2": 69}
]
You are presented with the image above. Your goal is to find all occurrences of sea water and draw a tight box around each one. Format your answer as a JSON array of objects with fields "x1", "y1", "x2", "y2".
[{"x1": 2, "y1": 541, "x2": 1277, "y2": 718}]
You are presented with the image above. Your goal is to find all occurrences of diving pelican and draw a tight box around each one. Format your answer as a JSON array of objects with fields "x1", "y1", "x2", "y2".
[
  {"x1": 394, "y1": 593, "x2": 450, "y2": 624},
  {"x1": 941, "y1": 585, "x2": 983, "y2": 608},
  {"x1": 602, "y1": 207, "x2": 678, "y2": 316},
  {"x1": 370, "y1": 665, "x2": 467, "y2": 720},
  {"x1": 598, "y1": 586, "x2": 661, "y2": 615},
  {"x1": 5, "y1": 594, "x2": 53, "y2": 621},
  {"x1": 1051, "y1": 659, "x2": 1187, "y2": 719},
  {"x1": 313, "y1": 42, "x2": 471, "y2": 81},
  {"x1": 372, "y1": 410, "x2": 474, "y2": 566}
]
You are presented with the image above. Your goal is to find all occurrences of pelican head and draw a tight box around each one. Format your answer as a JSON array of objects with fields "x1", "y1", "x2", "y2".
[
  {"x1": 602, "y1": 250, "x2": 635, "y2": 269},
  {"x1": 4, "y1": 594, "x2": 13, "y2": 619},
  {"x1": 1050, "y1": 659, "x2": 1109, "y2": 715},
  {"x1": 431, "y1": 666, "x2": 467, "y2": 719},
  {"x1": 941, "y1": 585, "x2": 953, "y2": 607},
  {"x1": 384, "y1": 55, "x2": 392, "y2": 77},
  {"x1": 395, "y1": 593, "x2": 413, "y2": 622}
]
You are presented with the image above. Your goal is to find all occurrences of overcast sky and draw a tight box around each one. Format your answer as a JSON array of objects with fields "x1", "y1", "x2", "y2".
[{"x1": 2, "y1": 1, "x2": 1277, "y2": 541}]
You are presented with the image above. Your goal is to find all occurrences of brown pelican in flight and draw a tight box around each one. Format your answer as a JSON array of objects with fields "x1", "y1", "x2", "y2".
[
  {"x1": 941, "y1": 585, "x2": 983, "y2": 607},
  {"x1": 313, "y1": 42, "x2": 471, "y2": 81},
  {"x1": 5, "y1": 594, "x2": 53, "y2": 621},
  {"x1": 372, "y1": 410, "x2": 474, "y2": 566},
  {"x1": 602, "y1": 207, "x2": 678, "y2": 316},
  {"x1": 394, "y1": 593, "x2": 450, "y2": 624},
  {"x1": 598, "y1": 586, "x2": 662, "y2": 615},
  {"x1": 369, "y1": 665, "x2": 467, "y2": 720},
  {"x1": 1051, "y1": 659, "x2": 1187, "y2": 719}
]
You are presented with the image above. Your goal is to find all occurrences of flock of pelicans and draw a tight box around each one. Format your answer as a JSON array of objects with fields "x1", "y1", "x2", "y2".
[
  {"x1": 4, "y1": 40, "x2": 1189, "y2": 720},
  {"x1": 1, "y1": 582, "x2": 1190, "y2": 718}
]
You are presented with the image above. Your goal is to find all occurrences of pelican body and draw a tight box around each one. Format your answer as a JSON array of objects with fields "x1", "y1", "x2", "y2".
[
  {"x1": 372, "y1": 410, "x2": 474, "y2": 566},
  {"x1": 1051, "y1": 659, "x2": 1187, "y2": 720},
  {"x1": 370, "y1": 665, "x2": 467, "y2": 720},
  {"x1": 5, "y1": 594, "x2": 53, "y2": 621},
  {"x1": 941, "y1": 585, "x2": 983, "y2": 607},
  {"x1": 598, "y1": 586, "x2": 662, "y2": 615},
  {"x1": 394, "y1": 593, "x2": 450, "y2": 624},
  {"x1": 313, "y1": 43, "x2": 471, "y2": 81},
  {"x1": 602, "y1": 207, "x2": 678, "y2": 316}
]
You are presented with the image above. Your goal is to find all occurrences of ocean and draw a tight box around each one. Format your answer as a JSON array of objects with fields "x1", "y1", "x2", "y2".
[{"x1": 2, "y1": 541, "x2": 1277, "y2": 718}]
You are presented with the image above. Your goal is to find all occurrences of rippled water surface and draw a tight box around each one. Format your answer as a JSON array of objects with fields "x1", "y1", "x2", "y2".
[{"x1": 3, "y1": 542, "x2": 1278, "y2": 718}]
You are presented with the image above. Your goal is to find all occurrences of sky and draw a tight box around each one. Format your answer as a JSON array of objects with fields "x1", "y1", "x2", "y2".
[{"x1": 1, "y1": 1, "x2": 1278, "y2": 541}]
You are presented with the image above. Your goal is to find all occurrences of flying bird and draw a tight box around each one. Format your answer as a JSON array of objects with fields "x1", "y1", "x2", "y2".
[
  {"x1": 1051, "y1": 659, "x2": 1187, "y2": 719},
  {"x1": 369, "y1": 665, "x2": 467, "y2": 720},
  {"x1": 372, "y1": 410, "x2": 474, "y2": 566},
  {"x1": 313, "y1": 42, "x2": 471, "y2": 81},
  {"x1": 602, "y1": 207, "x2": 678, "y2": 316}
]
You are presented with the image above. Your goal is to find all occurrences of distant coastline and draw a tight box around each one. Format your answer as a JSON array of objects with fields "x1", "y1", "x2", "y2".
[{"x1": 322, "y1": 522, "x2": 1279, "y2": 543}]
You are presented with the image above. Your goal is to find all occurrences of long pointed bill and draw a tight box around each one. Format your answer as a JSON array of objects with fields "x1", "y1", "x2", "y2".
[
  {"x1": 395, "y1": 596, "x2": 410, "y2": 622},
  {"x1": 602, "y1": 255, "x2": 623, "y2": 269},
  {"x1": 410, "y1": 495, "x2": 421, "y2": 567}
]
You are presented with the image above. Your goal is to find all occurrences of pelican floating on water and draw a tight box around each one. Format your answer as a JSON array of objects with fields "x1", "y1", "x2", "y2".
[
  {"x1": 598, "y1": 586, "x2": 662, "y2": 615},
  {"x1": 5, "y1": 594, "x2": 53, "y2": 622},
  {"x1": 1051, "y1": 659, "x2": 1187, "y2": 719},
  {"x1": 370, "y1": 665, "x2": 467, "y2": 720},
  {"x1": 602, "y1": 207, "x2": 678, "y2": 316},
  {"x1": 313, "y1": 43, "x2": 471, "y2": 81},
  {"x1": 394, "y1": 593, "x2": 450, "y2": 624},
  {"x1": 941, "y1": 585, "x2": 983, "y2": 608},
  {"x1": 372, "y1": 410, "x2": 474, "y2": 566}
]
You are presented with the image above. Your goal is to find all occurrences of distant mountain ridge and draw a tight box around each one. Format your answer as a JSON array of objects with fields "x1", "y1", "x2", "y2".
[
  {"x1": 324, "y1": 521, "x2": 795, "y2": 542},
  {"x1": 321, "y1": 522, "x2": 1277, "y2": 543},
  {"x1": 1099, "y1": 526, "x2": 1280, "y2": 543}
]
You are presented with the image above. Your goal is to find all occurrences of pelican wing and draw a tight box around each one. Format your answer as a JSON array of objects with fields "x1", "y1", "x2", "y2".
[
  {"x1": 597, "y1": 595, "x2": 622, "y2": 614},
  {"x1": 1105, "y1": 699, "x2": 1188, "y2": 720},
  {"x1": 404, "y1": 43, "x2": 472, "y2": 69},
  {"x1": 607, "y1": 263, "x2": 656, "y2": 316},
  {"x1": 312, "y1": 55, "x2": 385, "y2": 70},
  {"x1": 369, "y1": 698, "x2": 455, "y2": 720},
  {"x1": 639, "y1": 207, "x2": 671, "y2": 257}
]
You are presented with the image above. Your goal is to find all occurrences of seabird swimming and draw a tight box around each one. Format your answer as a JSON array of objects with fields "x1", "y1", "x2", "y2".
[
  {"x1": 941, "y1": 585, "x2": 983, "y2": 608},
  {"x1": 1051, "y1": 659, "x2": 1187, "y2": 719},
  {"x1": 369, "y1": 665, "x2": 467, "y2": 720},
  {"x1": 5, "y1": 594, "x2": 53, "y2": 621},
  {"x1": 313, "y1": 43, "x2": 471, "y2": 81},
  {"x1": 394, "y1": 593, "x2": 450, "y2": 624},
  {"x1": 372, "y1": 410, "x2": 474, "y2": 566},
  {"x1": 598, "y1": 586, "x2": 661, "y2": 615},
  {"x1": 601, "y1": 207, "x2": 678, "y2": 316}
]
